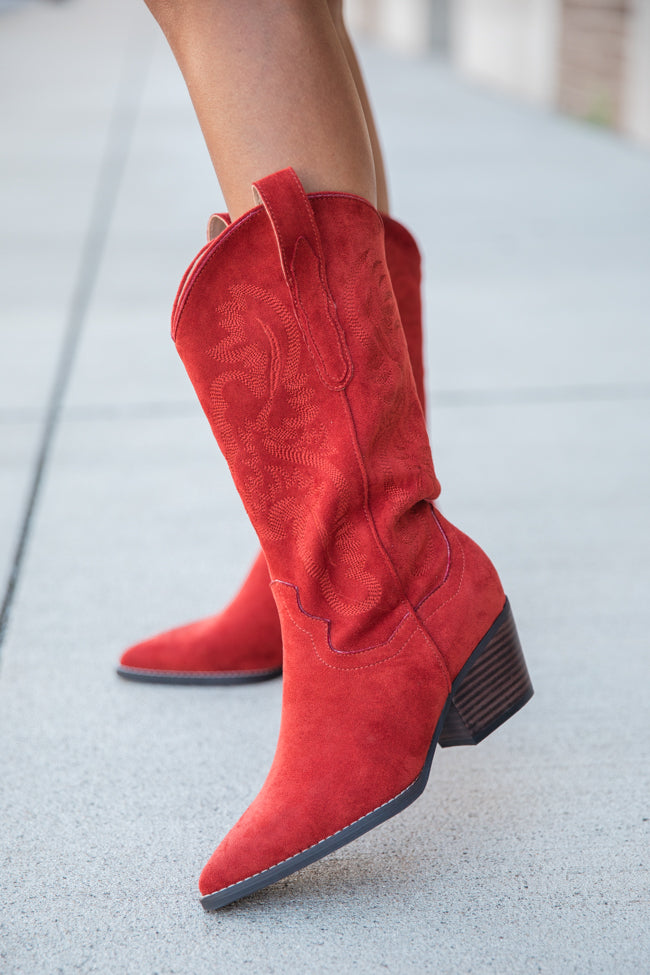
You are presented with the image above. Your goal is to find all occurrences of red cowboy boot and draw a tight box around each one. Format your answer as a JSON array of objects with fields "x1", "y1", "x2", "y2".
[
  {"x1": 168, "y1": 167, "x2": 532, "y2": 908},
  {"x1": 117, "y1": 214, "x2": 426, "y2": 684}
]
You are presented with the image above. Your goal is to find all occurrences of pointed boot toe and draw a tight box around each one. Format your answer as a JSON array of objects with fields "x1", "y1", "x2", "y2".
[
  {"x1": 116, "y1": 553, "x2": 282, "y2": 684},
  {"x1": 198, "y1": 554, "x2": 532, "y2": 910},
  {"x1": 199, "y1": 586, "x2": 452, "y2": 908}
]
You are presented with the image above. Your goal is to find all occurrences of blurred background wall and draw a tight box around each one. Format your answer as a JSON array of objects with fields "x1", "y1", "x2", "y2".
[{"x1": 347, "y1": 0, "x2": 650, "y2": 144}]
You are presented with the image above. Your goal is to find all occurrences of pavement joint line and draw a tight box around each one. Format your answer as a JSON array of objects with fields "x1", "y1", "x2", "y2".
[
  {"x1": 2, "y1": 380, "x2": 650, "y2": 428},
  {"x1": 0, "y1": 22, "x2": 154, "y2": 659},
  {"x1": 430, "y1": 381, "x2": 650, "y2": 407}
]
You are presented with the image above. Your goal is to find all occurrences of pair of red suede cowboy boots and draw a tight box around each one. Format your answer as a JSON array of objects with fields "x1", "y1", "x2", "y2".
[{"x1": 118, "y1": 168, "x2": 533, "y2": 910}]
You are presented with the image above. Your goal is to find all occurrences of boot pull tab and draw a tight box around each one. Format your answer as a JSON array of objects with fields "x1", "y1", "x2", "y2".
[{"x1": 252, "y1": 167, "x2": 352, "y2": 391}]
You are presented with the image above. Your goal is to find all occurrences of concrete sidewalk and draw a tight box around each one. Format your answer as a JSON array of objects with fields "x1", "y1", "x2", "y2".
[{"x1": 1, "y1": 0, "x2": 649, "y2": 972}]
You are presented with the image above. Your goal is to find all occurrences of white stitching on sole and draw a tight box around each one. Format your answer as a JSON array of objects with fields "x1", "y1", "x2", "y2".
[{"x1": 201, "y1": 741, "x2": 436, "y2": 902}]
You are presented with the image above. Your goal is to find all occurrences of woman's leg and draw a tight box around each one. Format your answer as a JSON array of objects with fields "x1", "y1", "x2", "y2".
[
  {"x1": 326, "y1": 0, "x2": 390, "y2": 213},
  {"x1": 144, "y1": 0, "x2": 376, "y2": 219}
]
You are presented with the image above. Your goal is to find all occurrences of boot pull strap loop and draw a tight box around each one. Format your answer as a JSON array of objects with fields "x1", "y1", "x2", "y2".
[{"x1": 252, "y1": 168, "x2": 352, "y2": 391}]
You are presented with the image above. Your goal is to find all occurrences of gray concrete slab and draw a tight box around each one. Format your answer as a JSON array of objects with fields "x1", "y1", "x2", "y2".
[
  {"x1": 0, "y1": 0, "x2": 153, "y2": 606},
  {"x1": 1, "y1": 400, "x2": 647, "y2": 975},
  {"x1": 0, "y1": 420, "x2": 41, "y2": 598},
  {"x1": 1, "y1": 0, "x2": 649, "y2": 972},
  {"x1": 0, "y1": 0, "x2": 148, "y2": 412},
  {"x1": 63, "y1": 29, "x2": 221, "y2": 413}
]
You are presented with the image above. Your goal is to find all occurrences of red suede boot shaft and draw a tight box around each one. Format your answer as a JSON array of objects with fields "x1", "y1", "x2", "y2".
[
  {"x1": 211, "y1": 209, "x2": 426, "y2": 409},
  {"x1": 118, "y1": 215, "x2": 428, "y2": 678},
  {"x1": 173, "y1": 175, "x2": 444, "y2": 653}
]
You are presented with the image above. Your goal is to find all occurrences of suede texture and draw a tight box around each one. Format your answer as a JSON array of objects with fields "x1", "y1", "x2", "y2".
[
  {"x1": 199, "y1": 582, "x2": 449, "y2": 897},
  {"x1": 119, "y1": 552, "x2": 282, "y2": 675},
  {"x1": 169, "y1": 168, "x2": 506, "y2": 897},
  {"x1": 173, "y1": 174, "x2": 444, "y2": 653},
  {"x1": 383, "y1": 214, "x2": 426, "y2": 417},
  {"x1": 119, "y1": 216, "x2": 428, "y2": 676},
  {"x1": 417, "y1": 510, "x2": 505, "y2": 682}
]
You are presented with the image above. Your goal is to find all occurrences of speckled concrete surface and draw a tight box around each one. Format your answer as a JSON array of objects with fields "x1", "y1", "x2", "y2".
[{"x1": 1, "y1": 1, "x2": 649, "y2": 972}]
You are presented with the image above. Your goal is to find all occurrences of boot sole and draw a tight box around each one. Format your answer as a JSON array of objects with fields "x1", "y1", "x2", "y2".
[
  {"x1": 200, "y1": 598, "x2": 533, "y2": 910},
  {"x1": 116, "y1": 665, "x2": 282, "y2": 685}
]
